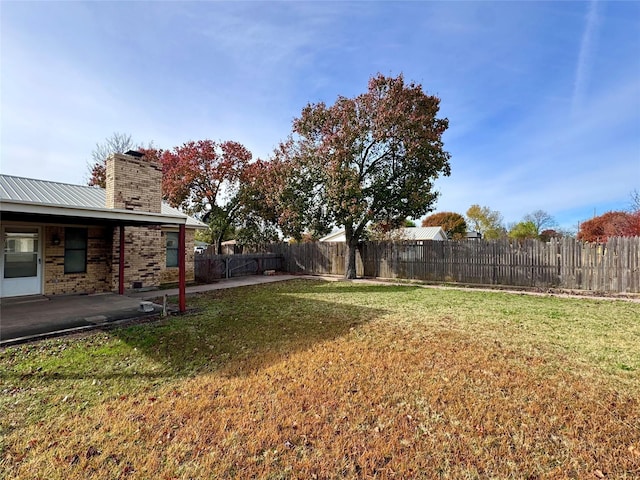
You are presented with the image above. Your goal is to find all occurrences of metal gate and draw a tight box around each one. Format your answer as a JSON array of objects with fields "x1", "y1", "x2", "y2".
[{"x1": 195, "y1": 253, "x2": 284, "y2": 283}]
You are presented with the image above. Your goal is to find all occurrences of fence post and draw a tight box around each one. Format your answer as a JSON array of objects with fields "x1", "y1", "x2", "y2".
[{"x1": 492, "y1": 241, "x2": 497, "y2": 285}]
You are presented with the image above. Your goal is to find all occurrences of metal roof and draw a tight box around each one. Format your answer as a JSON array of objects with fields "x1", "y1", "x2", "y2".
[
  {"x1": 1, "y1": 175, "x2": 106, "y2": 208},
  {"x1": 319, "y1": 226, "x2": 447, "y2": 242},
  {"x1": 0, "y1": 174, "x2": 206, "y2": 228},
  {"x1": 402, "y1": 227, "x2": 448, "y2": 240},
  {"x1": 161, "y1": 203, "x2": 208, "y2": 228}
]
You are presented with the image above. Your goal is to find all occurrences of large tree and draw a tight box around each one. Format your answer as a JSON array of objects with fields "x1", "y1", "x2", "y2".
[
  {"x1": 577, "y1": 211, "x2": 640, "y2": 242},
  {"x1": 508, "y1": 221, "x2": 538, "y2": 241},
  {"x1": 523, "y1": 209, "x2": 556, "y2": 235},
  {"x1": 160, "y1": 140, "x2": 253, "y2": 254},
  {"x1": 221, "y1": 159, "x2": 283, "y2": 248},
  {"x1": 272, "y1": 73, "x2": 451, "y2": 278},
  {"x1": 465, "y1": 204, "x2": 505, "y2": 239},
  {"x1": 422, "y1": 211, "x2": 467, "y2": 239}
]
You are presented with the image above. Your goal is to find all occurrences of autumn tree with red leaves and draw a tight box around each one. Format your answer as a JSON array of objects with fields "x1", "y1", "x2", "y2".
[
  {"x1": 87, "y1": 137, "x2": 260, "y2": 251},
  {"x1": 272, "y1": 73, "x2": 451, "y2": 278},
  {"x1": 422, "y1": 212, "x2": 467, "y2": 239},
  {"x1": 161, "y1": 140, "x2": 252, "y2": 254},
  {"x1": 577, "y1": 211, "x2": 640, "y2": 242}
]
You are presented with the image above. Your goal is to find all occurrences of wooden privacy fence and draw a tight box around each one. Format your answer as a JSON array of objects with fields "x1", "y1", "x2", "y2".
[
  {"x1": 195, "y1": 253, "x2": 284, "y2": 283},
  {"x1": 252, "y1": 237, "x2": 640, "y2": 293},
  {"x1": 250, "y1": 241, "x2": 360, "y2": 277}
]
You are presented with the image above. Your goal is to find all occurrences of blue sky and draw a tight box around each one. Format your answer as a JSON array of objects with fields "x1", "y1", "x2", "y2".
[{"x1": 1, "y1": 1, "x2": 638, "y2": 232}]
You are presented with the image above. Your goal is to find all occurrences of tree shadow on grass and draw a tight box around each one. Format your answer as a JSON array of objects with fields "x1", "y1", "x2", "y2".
[
  {"x1": 114, "y1": 280, "x2": 387, "y2": 378},
  {"x1": 1, "y1": 280, "x2": 386, "y2": 383}
]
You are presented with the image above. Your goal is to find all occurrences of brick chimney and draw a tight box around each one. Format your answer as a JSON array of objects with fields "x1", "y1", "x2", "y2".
[{"x1": 105, "y1": 151, "x2": 162, "y2": 213}]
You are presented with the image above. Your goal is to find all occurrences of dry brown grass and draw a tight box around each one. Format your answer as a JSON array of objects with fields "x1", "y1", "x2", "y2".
[{"x1": 1, "y1": 280, "x2": 639, "y2": 479}]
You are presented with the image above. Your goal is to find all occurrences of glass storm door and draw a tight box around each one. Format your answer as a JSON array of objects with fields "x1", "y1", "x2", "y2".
[{"x1": 1, "y1": 227, "x2": 42, "y2": 297}]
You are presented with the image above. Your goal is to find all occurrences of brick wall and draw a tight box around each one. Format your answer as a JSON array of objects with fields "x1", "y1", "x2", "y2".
[
  {"x1": 159, "y1": 229, "x2": 196, "y2": 284},
  {"x1": 43, "y1": 225, "x2": 112, "y2": 295},
  {"x1": 105, "y1": 153, "x2": 162, "y2": 213},
  {"x1": 39, "y1": 151, "x2": 197, "y2": 296},
  {"x1": 105, "y1": 152, "x2": 178, "y2": 291},
  {"x1": 41, "y1": 224, "x2": 196, "y2": 295},
  {"x1": 109, "y1": 226, "x2": 164, "y2": 290}
]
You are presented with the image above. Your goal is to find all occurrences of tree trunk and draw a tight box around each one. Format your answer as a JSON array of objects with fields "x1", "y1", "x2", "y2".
[
  {"x1": 216, "y1": 233, "x2": 224, "y2": 255},
  {"x1": 344, "y1": 224, "x2": 358, "y2": 279},
  {"x1": 345, "y1": 241, "x2": 358, "y2": 279},
  {"x1": 214, "y1": 213, "x2": 234, "y2": 255}
]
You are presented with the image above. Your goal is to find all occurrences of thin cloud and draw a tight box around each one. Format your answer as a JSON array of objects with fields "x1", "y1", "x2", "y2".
[
  {"x1": 1, "y1": 2, "x2": 637, "y2": 232},
  {"x1": 572, "y1": 0, "x2": 600, "y2": 114}
]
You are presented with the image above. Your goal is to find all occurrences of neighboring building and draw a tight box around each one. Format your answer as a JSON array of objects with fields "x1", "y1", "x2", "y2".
[
  {"x1": 0, "y1": 151, "x2": 206, "y2": 299},
  {"x1": 320, "y1": 226, "x2": 448, "y2": 242},
  {"x1": 221, "y1": 239, "x2": 242, "y2": 255}
]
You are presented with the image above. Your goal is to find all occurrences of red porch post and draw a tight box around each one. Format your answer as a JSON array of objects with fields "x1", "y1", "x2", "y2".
[
  {"x1": 118, "y1": 225, "x2": 125, "y2": 295},
  {"x1": 178, "y1": 223, "x2": 186, "y2": 312}
]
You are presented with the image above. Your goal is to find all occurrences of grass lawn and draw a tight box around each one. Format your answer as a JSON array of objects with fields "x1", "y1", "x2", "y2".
[{"x1": 1, "y1": 279, "x2": 639, "y2": 479}]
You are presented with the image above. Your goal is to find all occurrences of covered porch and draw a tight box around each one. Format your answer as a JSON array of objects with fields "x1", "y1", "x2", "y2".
[{"x1": 0, "y1": 206, "x2": 188, "y2": 313}]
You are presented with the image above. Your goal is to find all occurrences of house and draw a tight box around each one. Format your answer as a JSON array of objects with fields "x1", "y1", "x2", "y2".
[
  {"x1": 221, "y1": 239, "x2": 242, "y2": 255},
  {"x1": 319, "y1": 226, "x2": 448, "y2": 242},
  {"x1": 0, "y1": 151, "x2": 206, "y2": 309}
]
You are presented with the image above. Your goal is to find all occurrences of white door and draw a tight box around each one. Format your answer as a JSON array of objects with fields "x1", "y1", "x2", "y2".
[{"x1": 0, "y1": 227, "x2": 42, "y2": 297}]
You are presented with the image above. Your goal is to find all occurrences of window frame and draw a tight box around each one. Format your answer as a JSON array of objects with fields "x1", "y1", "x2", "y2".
[
  {"x1": 166, "y1": 231, "x2": 179, "y2": 268},
  {"x1": 64, "y1": 227, "x2": 88, "y2": 274}
]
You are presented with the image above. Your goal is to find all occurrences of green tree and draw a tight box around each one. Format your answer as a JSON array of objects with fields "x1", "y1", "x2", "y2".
[
  {"x1": 508, "y1": 221, "x2": 538, "y2": 241},
  {"x1": 465, "y1": 204, "x2": 505, "y2": 239},
  {"x1": 270, "y1": 73, "x2": 451, "y2": 278},
  {"x1": 404, "y1": 219, "x2": 417, "y2": 227},
  {"x1": 421, "y1": 211, "x2": 467, "y2": 239}
]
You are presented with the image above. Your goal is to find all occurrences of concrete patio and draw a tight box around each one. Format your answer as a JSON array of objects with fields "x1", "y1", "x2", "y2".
[
  {"x1": 0, "y1": 274, "x2": 302, "y2": 346},
  {"x1": 0, "y1": 292, "x2": 162, "y2": 345}
]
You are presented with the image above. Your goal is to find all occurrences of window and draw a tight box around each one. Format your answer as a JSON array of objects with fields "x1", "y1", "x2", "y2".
[
  {"x1": 3, "y1": 228, "x2": 39, "y2": 278},
  {"x1": 64, "y1": 228, "x2": 87, "y2": 274},
  {"x1": 166, "y1": 232, "x2": 179, "y2": 267}
]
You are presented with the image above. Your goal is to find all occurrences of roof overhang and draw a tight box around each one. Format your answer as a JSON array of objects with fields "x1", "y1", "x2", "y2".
[{"x1": 0, "y1": 199, "x2": 188, "y2": 226}]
